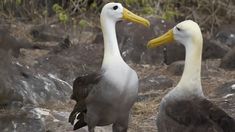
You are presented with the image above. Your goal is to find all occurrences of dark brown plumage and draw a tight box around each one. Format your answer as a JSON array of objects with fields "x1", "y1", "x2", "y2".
[
  {"x1": 69, "y1": 72, "x2": 102, "y2": 130},
  {"x1": 158, "y1": 96, "x2": 235, "y2": 132}
]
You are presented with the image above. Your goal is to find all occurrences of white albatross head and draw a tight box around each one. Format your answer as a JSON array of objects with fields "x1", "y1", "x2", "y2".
[
  {"x1": 147, "y1": 20, "x2": 202, "y2": 49},
  {"x1": 101, "y1": 2, "x2": 150, "y2": 27}
]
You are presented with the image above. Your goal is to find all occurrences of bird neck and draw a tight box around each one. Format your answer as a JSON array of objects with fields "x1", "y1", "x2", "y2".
[
  {"x1": 176, "y1": 38, "x2": 204, "y2": 96},
  {"x1": 100, "y1": 16, "x2": 124, "y2": 69}
]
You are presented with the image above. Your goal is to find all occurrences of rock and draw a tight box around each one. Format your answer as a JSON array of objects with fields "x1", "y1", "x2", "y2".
[
  {"x1": 167, "y1": 60, "x2": 185, "y2": 76},
  {"x1": 0, "y1": 107, "x2": 46, "y2": 132},
  {"x1": 0, "y1": 29, "x2": 41, "y2": 58},
  {"x1": 202, "y1": 39, "x2": 230, "y2": 59},
  {"x1": 164, "y1": 39, "x2": 231, "y2": 65},
  {"x1": 0, "y1": 49, "x2": 72, "y2": 107},
  {"x1": 30, "y1": 25, "x2": 64, "y2": 42},
  {"x1": 220, "y1": 47, "x2": 235, "y2": 69},
  {"x1": 30, "y1": 23, "x2": 98, "y2": 45},
  {"x1": 215, "y1": 25, "x2": 235, "y2": 48},
  {"x1": 116, "y1": 17, "x2": 171, "y2": 64},
  {"x1": 36, "y1": 41, "x2": 103, "y2": 81},
  {"x1": 0, "y1": 50, "x2": 23, "y2": 105},
  {"x1": 139, "y1": 74, "x2": 173, "y2": 93},
  {"x1": 164, "y1": 43, "x2": 185, "y2": 65}
]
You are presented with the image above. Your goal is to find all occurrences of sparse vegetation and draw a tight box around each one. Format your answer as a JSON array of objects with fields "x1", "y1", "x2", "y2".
[
  {"x1": 52, "y1": 3, "x2": 69, "y2": 24},
  {"x1": 0, "y1": 0, "x2": 234, "y2": 34}
]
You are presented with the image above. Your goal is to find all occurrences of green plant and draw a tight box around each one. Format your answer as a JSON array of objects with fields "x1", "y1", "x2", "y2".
[
  {"x1": 142, "y1": 6, "x2": 155, "y2": 15},
  {"x1": 79, "y1": 19, "x2": 89, "y2": 29},
  {"x1": 16, "y1": 0, "x2": 22, "y2": 5},
  {"x1": 162, "y1": 10, "x2": 178, "y2": 21},
  {"x1": 52, "y1": 3, "x2": 69, "y2": 24}
]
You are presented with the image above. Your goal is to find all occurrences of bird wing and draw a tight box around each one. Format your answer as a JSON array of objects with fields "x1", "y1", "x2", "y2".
[
  {"x1": 200, "y1": 98, "x2": 235, "y2": 132},
  {"x1": 70, "y1": 72, "x2": 103, "y2": 102},
  {"x1": 69, "y1": 72, "x2": 103, "y2": 129},
  {"x1": 165, "y1": 97, "x2": 235, "y2": 132}
]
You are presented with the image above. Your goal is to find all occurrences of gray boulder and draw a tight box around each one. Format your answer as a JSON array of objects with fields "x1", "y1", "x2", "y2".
[
  {"x1": 164, "y1": 39, "x2": 231, "y2": 65},
  {"x1": 0, "y1": 50, "x2": 72, "y2": 106},
  {"x1": 202, "y1": 39, "x2": 230, "y2": 59},
  {"x1": 116, "y1": 17, "x2": 174, "y2": 64},
  {"x1": 164, "y1": 43, "x2": 184, "y2": 65},
  {"x1": 220, "y1": 47, "x2": 235, "y2": 69},
  {"x1": 215, "y1": 25, "x2": 235, "y2": 48},
  {"x1": 0, "y1": 106, "x2": 46, "y2": 132},
  {"x1": 0, "y1": 29, "x2": 41, "y2": 58}
]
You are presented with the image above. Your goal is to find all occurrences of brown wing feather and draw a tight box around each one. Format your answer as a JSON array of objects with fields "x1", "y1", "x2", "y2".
[
  {"x1": 69, "y1": 72, "x2": 102, "y2": 130},
  {"x1": 70, "y1": 72, "x2": 102, "y2": 101},
  {"x1": 164, "y1": 97, "x2": 235, "y2": 132},
  {"x1": 200, "y1": 99, "x2": 235, "y2": 132}
]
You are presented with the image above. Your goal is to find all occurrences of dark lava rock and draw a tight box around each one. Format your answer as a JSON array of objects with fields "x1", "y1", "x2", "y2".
[
  {"x1": 215, "y1": 25, "x2": 235, "y2": 48},
  {"x1": 220, "y1": 47, "x2": 235, "y2": 69},
  {"x1": 0, "y1": 107, "x2": 46, "y2": 132},
  {"x1": 30, "y1": 23, "x2": 98, "y2": 44},
  {"x1": 0, "y1": 50, "x2": 23, "y2": 105},
  {"x1": 164, "y1": 43, "x2": 184, "y2": 65},
  {"x1": 36, "y1": 42, "x2": 103, "y2": 82},
  {"x1": 0, "y1": 29, "x2": 40, "y2": 58},
  {"x1": 0, "y1": 49, "x2": 72, "y2": 107},
  {"x1": 164, "y1": 39, "x2": 231, "y2": 65},
  {"x1": 116, "y1": 17, "x2": 174, "y2": 64},
  {"x1": 139, "y1": 74, "x2": 173, "y2": 93},
  {"x1": 30, "y1": 24, "x2": 66, "y2": 42},
  {"x1": 202, "y1": 39, "x2": 230, "y2": 59}
]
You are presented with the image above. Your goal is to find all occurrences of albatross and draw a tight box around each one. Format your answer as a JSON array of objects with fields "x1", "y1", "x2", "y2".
[
  {"x1": 147, "y1": 20, "x2": 235, "y2": 132},
  {"x1": 68, "y1": 2, "x2": 150, "y2": 132}
]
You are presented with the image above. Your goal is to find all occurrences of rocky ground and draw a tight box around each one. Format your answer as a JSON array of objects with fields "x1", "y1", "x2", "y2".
[{"x1": 0, "y1": 16, "x2": 235, "y2": 132}]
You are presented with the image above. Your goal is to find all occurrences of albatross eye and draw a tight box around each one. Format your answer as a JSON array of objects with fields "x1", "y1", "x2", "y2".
[
  {"x1": 176, "y1": 27, "x2": 181, "y2": 31},
  {"x1": 113, "y1": 5, "x2": 118, "y2": 10}
]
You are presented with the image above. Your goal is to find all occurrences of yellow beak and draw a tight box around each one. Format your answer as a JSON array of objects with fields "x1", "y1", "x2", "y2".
[
  {"x1": 147, "y1": 29, "x2": 174, "y2": 48},
  {"x1": 122, "y1": 8, "x2": 150, "y2": 27}
]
